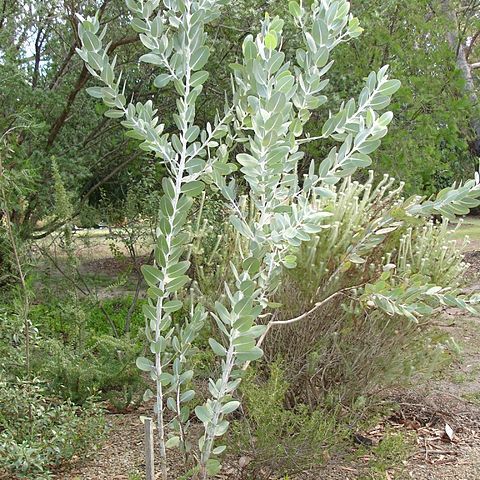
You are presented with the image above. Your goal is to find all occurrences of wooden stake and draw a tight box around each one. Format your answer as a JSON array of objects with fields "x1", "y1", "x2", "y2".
[{"x1": 145, "y1": 417, "x2": 155, "y2": 480}]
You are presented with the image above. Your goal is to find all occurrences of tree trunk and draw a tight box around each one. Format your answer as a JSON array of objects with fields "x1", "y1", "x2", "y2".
[{"x1": 441, "y1": 0, "x2": 480, "y2": 154}]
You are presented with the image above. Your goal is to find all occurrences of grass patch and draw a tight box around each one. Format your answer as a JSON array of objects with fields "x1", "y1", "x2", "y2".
[
  {"x1": 462, "y1": 391, "x2": 480, "y2": 405},
  {"x1": 450, "y1": 359, "x2": 480, "y2": 384},
  {"x1": 449, "y1": 217, "x2": 480, "y2": 241},
  {"x1": 29, "y1": 296, "x2": 145, "y2": 339}
]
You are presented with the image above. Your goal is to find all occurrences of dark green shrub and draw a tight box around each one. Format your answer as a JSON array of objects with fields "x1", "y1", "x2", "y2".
[
  {"x1": 1, "y1": 304, "x2": 146, "y2": 410},
  {"x1": 29, "y1": 296, "x2": 145, "y2": 340},
  {"x1": 0, "y1": 308, "x2": 35, "y2": 381},
  {"x1": 232, "y1": 363, "x2": 350, "y2": 478},
  {"x1": 35, "y1": 333, "x2": 147, "y2": 409},
  {"x1": 0, "y1": 375, "x2": 105, "y2": 479}
]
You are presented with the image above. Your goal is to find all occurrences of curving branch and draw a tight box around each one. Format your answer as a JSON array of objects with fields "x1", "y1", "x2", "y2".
[
  {"x1": 465, "y1": 30, "x2": 480, "y2": 61},
  {"x1": 46, "y1": 34, "x2": 139, "y2": 148}
]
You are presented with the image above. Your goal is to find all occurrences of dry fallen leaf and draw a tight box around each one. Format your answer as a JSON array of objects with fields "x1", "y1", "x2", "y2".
[
  {"x1": 238, "y1": 456, "x2": 252, "y2": 469},
  {"x1": 443, "y1": 423, "x2": 455, "y2": 442}
]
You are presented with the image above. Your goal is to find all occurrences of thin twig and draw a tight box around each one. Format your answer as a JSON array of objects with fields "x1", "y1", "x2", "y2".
[
  {"x1": 38, "y1": 244, "x2": 119, "y2": 337},
  {"x1": 0, "y1": 148, "x2": 31, "y2": 377},
  {"x1": 243, "y1": 284, "x2": 364, "y2": 371},
  {"x1": 0, "y1": 145, "x2": 33, "y2": 427},
  {"x1": 270, "y1": 285, "x2": 364, "y2": 327}
]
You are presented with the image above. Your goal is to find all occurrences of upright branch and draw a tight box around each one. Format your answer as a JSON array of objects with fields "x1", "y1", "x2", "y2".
[{"x1": 77, "y1": 0, "x2": 229, "y2": 478}]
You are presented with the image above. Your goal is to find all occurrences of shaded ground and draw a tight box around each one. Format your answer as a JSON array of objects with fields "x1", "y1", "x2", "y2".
[
  {"x1": 450, "y1": 216, "x2": 480, "y2": 252},
  {"x1": 36, "y1": 232, "x2": 151, "y2": 301}
]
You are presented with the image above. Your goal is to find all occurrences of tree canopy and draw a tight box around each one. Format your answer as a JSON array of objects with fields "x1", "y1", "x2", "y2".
[{"x1": 1, "y1": 0, "x2": 480, "y2": 238}]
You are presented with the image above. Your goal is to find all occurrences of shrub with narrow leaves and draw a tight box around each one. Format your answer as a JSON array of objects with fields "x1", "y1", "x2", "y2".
[
  {"x1": 193, "y1": 174, "x2": 472, "y2": 406},
  {"x1": 76, "y1": 0, "x2": 480, "y2": 477}
]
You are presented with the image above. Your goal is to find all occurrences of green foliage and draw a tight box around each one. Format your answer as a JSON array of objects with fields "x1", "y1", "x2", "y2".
[
  {"x1": 29, "y1": 297, "x2": 145, "y2": 339},
  {"x1": 267, "y1": 176, "x2": 472, "y2": 404},
  {"x1": 0, "y1": 375, "x2": 105, "y2": 479},
  {"x1": 51, "y1": 158, "x2": 76, "y2": 266},
  {"x1": 128, "y1": 473, "x2": 143, "y2": 480},
  {"x1": 320, "y1": 0, "x2": 477, "y2": 195},
  {"x1": 1, "y1": 0, "x2": 478, "y2": 258},
  {"x1": 0, "y1": 0, "x2": 160, "y2": 241},
  {"x1": 76, "y1": 0, "x2": 237, "y2": 474},
  {"x1": 0, "y1": 141, "x2": 34, "y2": 286},
  {"x1": 396, "y1": 220, "x2": 466, "y2": 286},
  {"x1": 100, "y1": 165, "x2": 163, "y2": 254},
  {"x1": 196, "y1": 174, "x2": 469, "y2": 406},
  {"x1": 4, "y1": 1, "x2": 480, "y2": 478},
  {"x1": 0, "y1": 308, "x2": 35, "y2": 381},
  {"x1": 1, "y1": 301, "x2": 146, "y2": 409},
  {"x1": 355, "y1": 430, "x2": 413, "y2": 479},
  {"x1": 233, "y1": 363, "x2": 349, "y2": 477},
  {"x1": 36, "y1": 333, "x2": 146, "y2": 409}
]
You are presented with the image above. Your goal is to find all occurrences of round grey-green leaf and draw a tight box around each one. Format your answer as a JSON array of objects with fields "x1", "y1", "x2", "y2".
[
  {"x1": 265, "y1": 32, "x2": 277, "y2": 50},
  {"x1": 86, "y1": 86, "x2": 103, "y2": 98},
  {"x1": 191, "y1": 46, "x2": 209, "y2": 71},
  {"x1": 164, "y1": 299, "x2": 183, "y2": 313},
  {"x1": 104, "y1": 109, "x2": 124, "y2": 119},
  {"x1": 154, "y1": 74, "x2": 171, "y2": 89},
  {"x1": 191, "y1": 70, "x2": 209, "y2": 87},
  {"x1": 180, "y1": 389, "x2": 195, "y2": 403},
  {"x1": 209, "y1": 338, "x2": 227, "y2": 356},
  {"x1": 136, "y1": 356, "x2": 154, "y2": 372},
  {"x1": 288, "y1": 1, "x2": 301, "y2": 17},
  {"x1": 206, "y1": 459, "x2": 221, "y2": 475},
  {"x1": 143, "y1": 388, "x2": 154, "y2": 402},
  {"x1": 165, "y1": 436, "x2": 180, "y2": 449},
  {"x1": 212, "y1": 445, "x2": 226, "y2": 455},
  {"x1": 221, "y1": 400, "x2": 240, "y2": 414},
  {"x1": 181, "y1": 180, "x2": 205, "y2": 197},
  {"x1": 139, "y1": 53, "x2": 163, "y2": 65},
  {"x1": 195, "y1": 405, "x2": 211, "y2": 424}
]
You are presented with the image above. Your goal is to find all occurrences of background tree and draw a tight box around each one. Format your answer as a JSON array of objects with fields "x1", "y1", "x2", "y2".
[
  {"x1": 1, "y1": 0, "x2": 479, "y2": 246},
  {"x1": 319, "y1": 0, "x2": 477, "y2": 194}
]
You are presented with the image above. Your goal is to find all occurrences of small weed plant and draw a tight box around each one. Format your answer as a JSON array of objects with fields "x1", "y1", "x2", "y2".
[{"x1": 232, "y1": 363, "x2": 349, "y2": 477}]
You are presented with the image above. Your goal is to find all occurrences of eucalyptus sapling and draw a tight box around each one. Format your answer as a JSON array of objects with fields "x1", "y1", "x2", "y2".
[
  {"x1": 76, "y1": 0, "x2": 480, "y2": 478},
  {"x1": 76, "y1": 0, "x2": 231, "y2": 476}
]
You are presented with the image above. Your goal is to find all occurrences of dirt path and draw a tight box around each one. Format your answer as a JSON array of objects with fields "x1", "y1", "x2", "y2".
[
  {"x1": 408, "y1": 303, "x2": 480, "y2": 479},
  {"x1": 54, "y1": 413, "x2": 147, "y2": 480}
]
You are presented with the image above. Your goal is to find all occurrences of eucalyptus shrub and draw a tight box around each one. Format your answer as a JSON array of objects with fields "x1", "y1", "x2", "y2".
[{"x1": 76, "y1": 0, "x2": 480, "y2": 477}]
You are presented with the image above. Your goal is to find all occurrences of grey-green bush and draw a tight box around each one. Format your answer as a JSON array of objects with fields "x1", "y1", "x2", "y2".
[
  {"x1": 195, "y1": 174, "x2": 468, "y2": 405},
  {"x1": 76, "y1": 0, "x2": 480, "y2": 477}
]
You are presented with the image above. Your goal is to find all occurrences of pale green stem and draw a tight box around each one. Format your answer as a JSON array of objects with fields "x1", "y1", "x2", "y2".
[{"x1": 199, "y1": 344, "x2": 235, "y2": 479}]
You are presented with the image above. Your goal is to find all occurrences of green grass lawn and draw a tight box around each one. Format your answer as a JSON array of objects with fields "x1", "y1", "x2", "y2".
[{"x1": 449, "y1": 216, "x2": 480, "y2": 245}]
